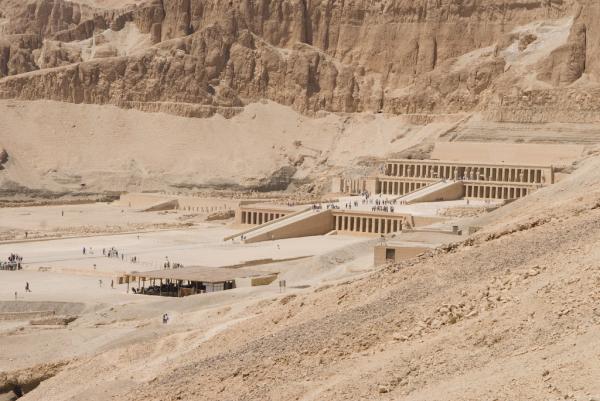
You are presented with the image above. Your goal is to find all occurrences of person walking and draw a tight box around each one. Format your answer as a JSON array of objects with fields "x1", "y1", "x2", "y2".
[
  {"x1": 99, "y1": 279, "x2": 103, "y2": 287},
  {"x1": 25, "y1": 282, "x2": 31, "y2": 292},
  {"x1": 111, "y1": 280, "x2": 114, "y2": 289}
]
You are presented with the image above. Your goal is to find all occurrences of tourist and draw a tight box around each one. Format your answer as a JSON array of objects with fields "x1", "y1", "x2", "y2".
[
  {"x1": 14, "y1": 291, "x2": 17, "y2": 300},
  {"x1": 25, "y1": 231, "x2": 28, "y2": 239},
  {"x1": 111, "y1": 280, "x2": 114, "y2": 289},
  {"x1": 83, "y1": 247, "x2": 86, "y2": 255},
  {"x1": 25, "y1": 282, "x2": 31, "y2": 292},
  {"x1": 99, "y1": 279, "x2": 103, "y2": 287}
]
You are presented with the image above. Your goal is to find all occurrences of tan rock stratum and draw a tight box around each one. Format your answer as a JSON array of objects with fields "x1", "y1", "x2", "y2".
[
  {"x1": 0, "y1": 0, "x2": 597, "y2": 114},
  {"x1": 0, "y1": 0, "x2": 599, "y2": 191}
]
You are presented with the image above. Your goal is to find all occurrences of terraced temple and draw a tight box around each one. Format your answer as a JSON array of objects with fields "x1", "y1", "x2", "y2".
[{"x1": 334, "y1": 142, "x2": 566, "y2": 201}]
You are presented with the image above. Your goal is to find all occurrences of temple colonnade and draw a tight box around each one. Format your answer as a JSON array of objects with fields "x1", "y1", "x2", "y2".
[
  {"x1": 240, "y1": 210, "x2": 289, "y2": 225},
  {"x1": 379, "y1": 179, "x2": 430, "y2": 196},
  {"x1": 385, "y1": 161, "x2": 551, "y2": 184},
  {"x1": 332, "y1": 213, "x2": 407, "y2": 234}
]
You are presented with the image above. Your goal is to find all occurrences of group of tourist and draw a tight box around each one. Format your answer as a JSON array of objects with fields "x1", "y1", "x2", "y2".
[
  {"x1": 163, "y1": 260, "x2": 184, "y2": 269},
  {"x1": 103, "y1": 247, "x2": 121, "y2": 258},
  {"x1": 363, "y1": 197, "x2": 397, "y2": 206},
  {"x1": 310, "y1": 192, "x2": 403, "y2": 213},
  {"x1": 84, "y1": 245, "x2": 143, "y2": 264},
  {"x1": 342, "y1": 201, "x2": 360, "y2": 209},
  {"x1": 98, "y1": 279, "x2": 116, "y2": 289},
  {"x1": 371, "y1": 205, "x2": 395, "y2": 213},
  {"x1": 1, "y1": 253, "x2": 23, "y2": 270}
]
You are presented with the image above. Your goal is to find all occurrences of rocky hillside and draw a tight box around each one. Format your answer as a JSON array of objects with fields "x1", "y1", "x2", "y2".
[
  {"x1": 13, "y1": 150, "x2": 600, "y2": 401},
  {"x1": 0, "y1": 0, "x2": 597, "y2": 120}
]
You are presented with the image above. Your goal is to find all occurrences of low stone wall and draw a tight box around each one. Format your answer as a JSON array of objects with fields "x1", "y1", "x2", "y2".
[
  {"x1": 0, "y1": 310, "x2": 55, "y2": 321},
  {"x1": 118, "y1": 193, "x2": 240, "y2": 213},
  {"x1": 0, "y1": 301, "x2": 86, "y2": 316}
]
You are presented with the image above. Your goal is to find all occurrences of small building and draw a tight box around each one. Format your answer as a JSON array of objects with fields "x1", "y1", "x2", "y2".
[
  {"x1": 121, "y1": 266, "x2": 278, "y2": 297},
  {"x1": 373, "y1": 229, "x2": 463, "y2": 266},
  {"x1": 374, "y1": 242, "x2": 435, "y2": 266}
]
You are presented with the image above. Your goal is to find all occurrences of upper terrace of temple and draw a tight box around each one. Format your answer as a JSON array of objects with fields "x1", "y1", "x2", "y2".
[{"x1": 384, "y1": 159, "x2": 553, "y2": 185}]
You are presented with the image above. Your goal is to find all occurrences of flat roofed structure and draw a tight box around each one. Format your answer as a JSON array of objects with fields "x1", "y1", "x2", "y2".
[
  {"x1": 122, "y1": 267, "x2": 278, "y2": 297},
  {"x1": 125, "y1": 266, "x2": 275, "y2": 283},
  {"x1": 374, "y1": 242, "x2": 437, "y2": 266},
  {"x1": 374, "y1": 230, "x2": 463, "y2": 266}
]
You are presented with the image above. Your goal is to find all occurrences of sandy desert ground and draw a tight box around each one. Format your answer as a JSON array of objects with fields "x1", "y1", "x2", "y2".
[{"x1": 0, "y1": 202, "x2": 382, "y2": 391}]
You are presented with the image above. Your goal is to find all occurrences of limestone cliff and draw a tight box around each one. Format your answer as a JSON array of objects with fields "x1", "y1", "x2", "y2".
[{"x1": 1, "y1": 0, "x2": 598, "y2": 121}]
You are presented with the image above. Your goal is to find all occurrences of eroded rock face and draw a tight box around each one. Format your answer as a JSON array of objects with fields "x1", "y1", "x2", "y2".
[
  {"x1": 0, "y1": 148, "x2": 8, "y2": 170},
  {"x1": 0, "y1": 0, "x2": 597, "y2": 119},
  {"x1": 538, "y1": 23, "x2": 587, "y2": 86}
]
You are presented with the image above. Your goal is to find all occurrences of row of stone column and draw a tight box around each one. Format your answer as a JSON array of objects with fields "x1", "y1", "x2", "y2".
[
  {"x1": 380, "y1": 180, "x2": 428, "y2": 195},
  {"x1": 465, "y1": 184, "x2": 530, "y2": 200},
  {"x1": 386, "y1": 162, "x2": 546, "y2": 184},
  {"x1": 179, "y1": 205, "x2": 230, "y2": 212},
  {"x1": 241, "y1": 211, "x2": 285, "y2": 225},
  {"x1": 342, "y1": 178, "x2": 364, "y2": 194},
  {"x1": 334, "y1": 214, "x2": 402, "y2": 234}
]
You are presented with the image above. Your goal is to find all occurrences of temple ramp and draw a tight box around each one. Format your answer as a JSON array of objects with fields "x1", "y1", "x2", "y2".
[
  {"x1": 398, "y1": 180, "x2": 464, "y2": 204},
  {"x1": 231, "y1": 209, "x2": 334, "y2": 244},
  {"x1": 142, "y1": 199, "x2": 179, "y2": 212}
]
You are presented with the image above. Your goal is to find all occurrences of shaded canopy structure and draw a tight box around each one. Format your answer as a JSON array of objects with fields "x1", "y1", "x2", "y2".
[{"x1": 122, "y1": 266, "x2": 278, "y2": 297}]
